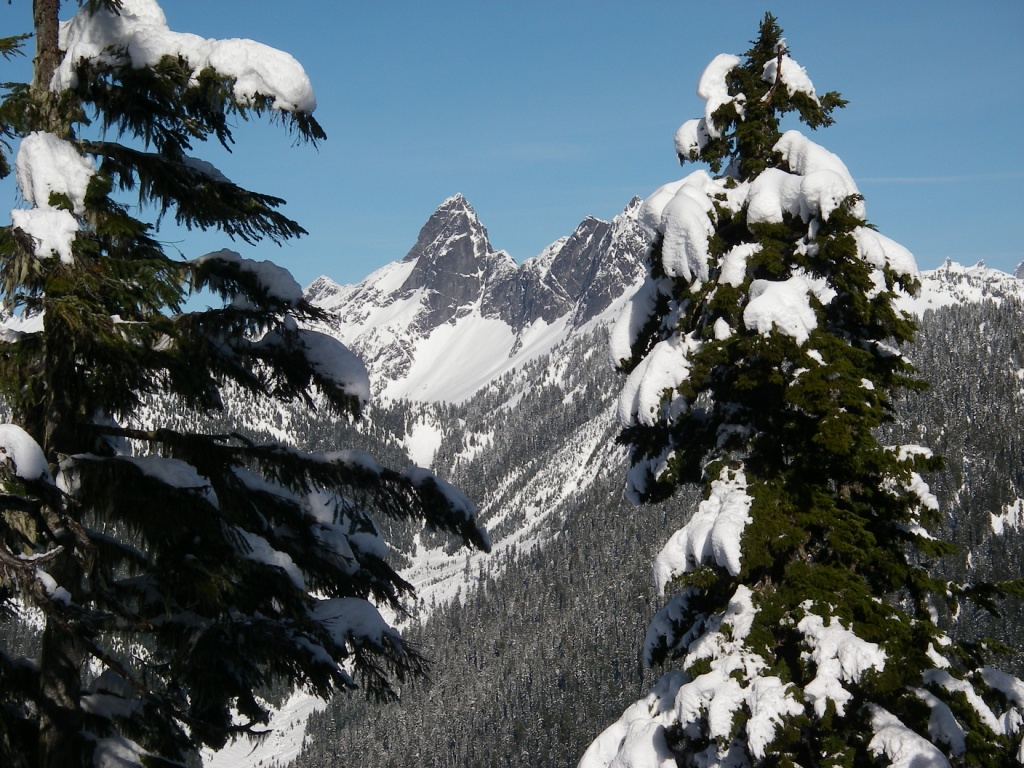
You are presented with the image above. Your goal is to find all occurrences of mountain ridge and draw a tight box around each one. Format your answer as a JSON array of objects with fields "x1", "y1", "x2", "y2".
[
  {"x1": 306, "y1": 195, "x2": 1023, "y2": 405},
  {"x1": 305, "y1": 194, "x2": 647, "y2": 402}
]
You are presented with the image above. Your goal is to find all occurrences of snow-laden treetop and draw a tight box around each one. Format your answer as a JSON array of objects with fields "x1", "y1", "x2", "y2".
[
  {"x1": 55, "y1": 0, "x2": 316, "y2": 112},
  {"x1": 677, "y1": 45, "x2": 822, "y2": 154},
  {"x1": 613, "y1": 49, "x2": 916, "y2": 442}
]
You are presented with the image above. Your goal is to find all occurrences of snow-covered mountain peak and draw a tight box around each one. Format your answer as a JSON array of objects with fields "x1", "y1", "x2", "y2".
[
  {"x1": 306, "y1": 186, "x2": 1020, "y2": 406},
  {"x1": 393, "y1": 195, "x2": 516, "y2": 329},
  {"x1": 307, "y1": 180, "x2": 1024, "y2": 408},
  {"x1": 402, "y1": 193, "x2": 492, "y2": 263},
  {"x1": 304, "y1": 196, "x2": 646, "y2": 403},
  {"x1": 899, "y1": 259, "x2": 1024, "y2": 314}
]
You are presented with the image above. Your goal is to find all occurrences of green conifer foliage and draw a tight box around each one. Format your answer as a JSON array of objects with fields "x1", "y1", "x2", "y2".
[
  {"x1": 583, "y1": 15, "x2": 1024, "y2": 768},
  {"x1": 0, "y1": 4, "x2": 488, "y2": 768}
]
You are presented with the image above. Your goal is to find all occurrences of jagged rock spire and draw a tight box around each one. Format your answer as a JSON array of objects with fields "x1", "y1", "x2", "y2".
[{"x1": 399, "y1": 195, "x2": 514, "y2": 327}]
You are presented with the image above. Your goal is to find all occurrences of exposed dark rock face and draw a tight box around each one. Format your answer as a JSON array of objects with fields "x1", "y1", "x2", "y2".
[
  {"x1": 331, "y1": 193, "x2": 646, "y2": 335},
  {"x1": 485, "y1": 198, "x2": 647, "y2": 330},
  {"x1": 399, "y1": 194, "x2": 517, "y2": 328}
]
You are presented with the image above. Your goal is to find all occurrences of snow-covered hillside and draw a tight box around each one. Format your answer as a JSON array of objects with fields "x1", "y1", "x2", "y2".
[{"x1": 898, "y1": 258, "x2": 1024, "y2": 314}]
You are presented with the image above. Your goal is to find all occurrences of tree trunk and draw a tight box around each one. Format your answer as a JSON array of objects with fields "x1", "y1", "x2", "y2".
[
  {"x1": 32, "y1": 5, "x2": 86, "y2": 766},
  {"x1": 38, "y1": 613, "x2": 83, "y2": 768},
  {"x1": 32, "y1": 0, "x2": 67, "y2": 140},
  {"x1": 32, "y1": 0, "x2": 62, "y2": 94}
]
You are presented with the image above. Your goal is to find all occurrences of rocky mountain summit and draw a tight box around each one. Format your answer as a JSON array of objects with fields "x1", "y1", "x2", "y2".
[
  {"x1": 305, "y1": 194, "x2": 647, "y2": 402},
  {"x1": 392, "y1": 194, "x2": 513, "y2": 329}
]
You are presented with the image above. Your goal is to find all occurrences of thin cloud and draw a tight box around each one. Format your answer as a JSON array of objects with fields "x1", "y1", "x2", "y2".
[
  {"x1": 487, "y1": 142, "x2": 588, "y2": 164},
  {"x1": 859, "y1": 171, "x2": 1024, "y2": 184}
]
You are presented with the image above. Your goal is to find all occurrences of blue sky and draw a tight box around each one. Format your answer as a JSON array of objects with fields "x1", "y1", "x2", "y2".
[{"x1": 4, "y1": 1, "x2": 1023, "y2": 287}]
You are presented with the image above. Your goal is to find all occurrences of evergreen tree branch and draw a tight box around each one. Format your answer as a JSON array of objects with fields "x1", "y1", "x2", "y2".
[{"x1": 83, "y1": 141, "x2": 308, "y2": 244}]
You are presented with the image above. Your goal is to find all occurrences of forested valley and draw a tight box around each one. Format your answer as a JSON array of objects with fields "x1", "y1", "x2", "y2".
[{"x1": 283, "y1": 297, "x2": 1024, "y2": 768}]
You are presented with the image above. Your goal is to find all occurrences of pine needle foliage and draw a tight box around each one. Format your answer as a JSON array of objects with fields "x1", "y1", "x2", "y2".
[
  {"x1": 584, "y1": 14, "x2": 1024, "y2": 768},
  {"x1": 0, "y1": 4, "x2": 488, "y2": 768}
]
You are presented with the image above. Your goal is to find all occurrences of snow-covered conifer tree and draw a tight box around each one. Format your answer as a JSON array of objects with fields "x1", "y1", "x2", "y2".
[
  {"x1": 580, "y1": 14, "x2": 1024, "y2": 768},
  {"x1": 0, "y1": 3, "x2": 488, "y2": 767}
]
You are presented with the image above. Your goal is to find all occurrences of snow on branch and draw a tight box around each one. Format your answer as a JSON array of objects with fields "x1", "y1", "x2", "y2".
[
  {"x1": 925, "y1": 669, "x2": 1014, "y2": 737},
  {"x1": 577, "y1": 672, "x2": 684, "y2": 768},
  {"x1": 747, "y1": 134, "x2": 862, "y2": 225},
  {"x1": 194, "y1": 249, "x2": 304, "y2": 308},
  {"x1": 252, "y1": 318, "x2": 372, "y2": 409},
  {"x1": 232, "y1": 527, "x2": 306, "y2": 591},
  {"x1": 55, "y1": 0, "x2": 316, "y2": 113},
  {"x1": 675, "y1": 117, "x2": 712, "y2": 163},
  {"x1": 290, "y1": 328, "x2": 371, "y2": 404},
  {"x1": 868, "y1": 705, "x2": 953, "y2": 768},
  {"x1": 402, "y1": 466, "x2": 491, "y2": 552},
  {"x1": 979, "y1": 669, "x2": 1024, "y2": 738},
  {"x1": 115, "y1": 455, "x2": 219, "y2": 507},
  {"x1": 654, "y1": 465, "x2": 752, "y2": 585},
  {"x1": 914, "y1": 689, "x2": 966, "y2": 756},
  {"x1": 742, "y1": 275, "x2": 820, "y2": 345},
  {"x1": 619, "y1": 586, "x2": 802, "y2": 764},
  {"x1": 854, "y1": 227, "x2": 918, "y2": 283},
  {"x1": 85, "y1": 732, "x2": 156, "y2": 768},
  {"x1": 797, "y1": 607, "x2": 887, "y2": 718},
  {"x1": 882, "y1": 445, "x2": 941, "y2": 539},
  {"x1": 617, "y1": 333, "x2": 700, "y2": 429},
  {"x1": 762, "y1": 52, "x2": 820, "y2": 105},
  {"x1": 14, "y1": 132, "x2": 95, "y2": 213},
  {"x1": 310, "y1": 597, "x2": 402, "y2": 655},
  {"x1": 773, "y1": 131, "x2": 863, "y2": 221},
  {"x1": 698, "y1": 54, "x2": 743, "y2": 139},
  {"x1": 0, "y1": 423, "x2": 52, "y2": 482},
  {"x1": 608, "y1": 270, "x2": 668, "y2": 365},
  {"x1": 660, "y1": 183, "x2": 716, "y2": 282},
  {"x1": 11, "y1": 131, "x2": 96, "y2": 263},
  {"x1": 81, "y1": 669, "x2": 144, "y2": 722}
]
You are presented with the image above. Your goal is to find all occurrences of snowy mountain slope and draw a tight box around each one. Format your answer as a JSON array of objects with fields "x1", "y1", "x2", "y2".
[
  {"x1": 402, "y1": 375, "x2": 624, "y2": 611},
  {"x1": 202, "y1": 692, "x2": 327, "y2": 768},
  {"x1": 288, "y1": 325, "x2": 685, "y2": 767},
  {"x1": 304, "y1": 194, "x2": 646, "y2": 402},
  {"x1": 203, "y1": 327, "x2": 631, "y2": 768},
  {"x1": 293, "y1": 292, "x2": 1024, "y2": 768}
]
